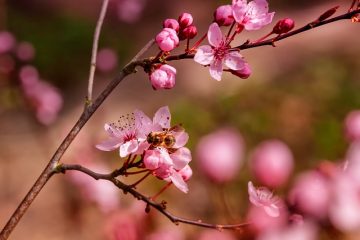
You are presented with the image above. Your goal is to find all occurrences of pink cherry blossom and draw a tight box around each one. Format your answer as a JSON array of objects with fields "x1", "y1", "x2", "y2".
[
  {"x1": 96, "y1": 106, "x2": 172, "y2": 157},
  {"x1": 150, "y1": 64, "x2": 176, "y2": 90},
  {"x1": 144, "y1": 147, "x2": 192, "y2": 193},
  {"x1": 288, "y1": 171, "x2": 331, "y2": 219},
  {"x1": 246, "y1": 204, "x2": 287, "y2": 232},
  {"x1": 178, "y1": 13, "x2": 193, "y2": 28},
  {"x1": 20, "y1": 65, "x2": 63, "y2": 125},
  {"x1": 232, "y1": 0, "x2": 275, "y2": 31},
  {"x1": 96, "y1": 48, "x2": 118, "y2": 73},
  {"x1": 163, "y1": 19, "x2": 180, "y2": 32},
  {"x1": 248, "y1": 181, "x2": 280, "y2": 217},
  {"x1": 16, "y1": 41, "x2": 35, "y2": 61},
  {"x1": 196, "y1": 128, "x2": 244, "y2": 183},
  {"x1": 257, "y1": 222, "x2": 318, "y2": 240},
  {"x1": 214, "y1": 5, "x2": 234, "y2": 26},
  {"x1": 0, "y1": 31, "x2": 16, "y2": 54},
  {"x1": 116, "y1": 0, "x2": 146, "y2": 23},
  {"x1": 155, "y1": 28, "x2": 179, "y2": 52},
  {"x1": 344, "y1": 110, "x2": 360, "y2": 141},
  {"x1": 180, "y1": 25, "x2": 197, "y2": 40},
  {"x1": 250, "y1": 139, "x2": 294, "y2": 188},
  {"x1": 194, "y1": 22, "x2": 246, "y2": 81}
]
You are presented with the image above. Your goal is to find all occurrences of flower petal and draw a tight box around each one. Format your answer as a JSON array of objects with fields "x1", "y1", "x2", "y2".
[
  {"x1": 208, "y1": 22, "x2": 223, "y2": 47},
  {"x1": 248, "y1": 181, "x2": 261, "y2": 206},
  {"x1": 171, "y1": 147, "x2": 192, "y2": 170},
  {"x1": 170, "y1": 170, "x2": 189, "y2": 193},
  {"x1": 264, "y1": 204, "x2": 280, "y2": 217},
  {"x1": 194, "y1": 45, "x2": 214, "y2": 65},
  {"x1": 209, "y1": 59, "x2": 223, "y2": 81},
  {"x1": 96, "y1": 138, "x2": 122, "y2": 151},
  {"x1": 232, "y1": 0, "x2": 248, "y2": 23},
  {"x1": 119, "y1": 139, "x2": 138, "y2": 157},
  {"x1": 172, "y1": 131, "x2": 189, "y2": 148},
  {"x1": 134, "y1": 109, "x2": 153, "y2": 136},
  {"x1": 153, "y1": 106, "x2": 171, "y2": 129},
  {"x1": 224, "y1": 51, "x2": 245, "y2": 70}
]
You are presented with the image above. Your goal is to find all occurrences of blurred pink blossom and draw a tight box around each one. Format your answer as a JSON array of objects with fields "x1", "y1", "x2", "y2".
[
  {"x1": 344, "y1": 110, "x2": 360, "y2": 141},
  {"x1": 104, "y1": 210, "x2": 142, "y2": 240},
  {"x1": 329, "y1": 172, "x2": 360, "y2": 232},
  {"x1": 196, "y1": 128, "x2": 244, "y2": 183},
  {"x1": 150, "y1": 64, "x2": 176, "y2": 90},
  {"x1": 214, "y1": 5, "x2": 234, "y2": 26},
  {"x1": 247, "y1": 204, "x2": 287, "y2": 233},
  {"x1": 19, "y1": 65, "x2": 63, "y2": 125},
  {"x1": 257, "y1": 222, "x2": 318, "y2": 240},
  {"x1": 116, "y1": 0, "x2": 146, "y2": 23},
  {"x1": 146, "y1": 227, "x2": 184, "y2": 240},
  {"x1": 250, "y1": 139, "x2": 294, "y2": 188},
  {"x1": 194, "y1": 23, "x2": 246, "y2": 81},
  {"x1": 198, "y1": 229, "x2": 236, "y2": 240},
  {"x1": 248, "y1": 181, "x2": 281, "y2": 217},
  {"x1": 156, "y1": 28, "x2": 179, "y2": 52},
  {"x1": 96, "y1": 48, "x2": 118, "y2": 73},
  {"x1": 16, "y1": 41, "x2": 35, "y2": 61},
  {"x1": 67, "y1": 156, "x2": 120, "y2": 213},
  {"x1": 232, "y1": 0, "x2": 275, "y2": 31},
  {"x1": 0, "y1": 31, "x2": 16, "y2": 54},
  {"x1": 289, "y1": 171, "x2": 331, "y2": 219}
]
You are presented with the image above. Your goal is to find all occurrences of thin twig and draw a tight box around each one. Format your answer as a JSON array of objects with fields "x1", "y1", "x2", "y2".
[
  {"x1": 58, "y1": 164, "x2": 250, "y2": 230},
  {"x1": 86, "y1": 0, "x2": 109, "y2": 105}
]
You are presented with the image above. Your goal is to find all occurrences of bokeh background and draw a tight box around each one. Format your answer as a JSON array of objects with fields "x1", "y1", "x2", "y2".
[{"x1": 0, "y1": 0, "x2": 360, "y2": 239}]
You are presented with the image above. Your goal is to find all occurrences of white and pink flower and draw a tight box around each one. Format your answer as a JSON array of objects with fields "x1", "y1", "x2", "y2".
[
  {"x1": 232, "y1": 0, "x2": 274, "y2": 31},
  {"x1": 248, "y1": 181, "x2": 280, "y2": 217},
  {"x1": 96, "y1": 106, "x2": 173, "y2": 158},
  {"x1": 194, "y1": 22, "x2": 246, "y2": 81}
]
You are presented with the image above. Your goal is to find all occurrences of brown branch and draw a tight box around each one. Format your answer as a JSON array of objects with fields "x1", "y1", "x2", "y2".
[
  {"x1": 58, "y1": 164, "x2": 250, "y2": 231},
  {"x1": 0, "y1": 44, "x2": 151, "y2": 240},
  {"x1": 86, "y1": 0, "x2": 109, "y2": 104}
]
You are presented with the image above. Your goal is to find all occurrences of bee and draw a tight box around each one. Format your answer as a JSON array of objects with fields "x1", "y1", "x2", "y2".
[{"x1": 147, "y1": 125, "x2": 184, "y2": 148}]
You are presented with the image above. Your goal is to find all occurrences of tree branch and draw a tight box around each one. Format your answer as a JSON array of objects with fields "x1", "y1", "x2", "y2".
[
  {"x1": 86, "y1": 0, "x2": 109, "y2": 104},
  {"x1": 58, "y1": 164, "x2": 250, "y2": 231}
]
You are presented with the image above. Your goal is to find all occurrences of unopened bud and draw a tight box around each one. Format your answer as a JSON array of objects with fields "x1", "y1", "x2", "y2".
[
  {"x1": 180, "y1": 25, "x2": 197, "y2": 40},
  {"x1": 163, "y1": 18, "x2": 180, "y2": 32},
  {"x1": 178, "y1": 13, "x2": 193, "y2": 28},
  {"x1": 318, "y1": 6, "x2": 339, "y2": 22},
  {"x1": 214, "y1": 5, "x2": 234, "y2": 26},
  {"x1": 155, "y1": 28, "x2": 179, "y2": 52},
  {"x1": 273, "y1": 18, "x2": 295, "y2": 34}
]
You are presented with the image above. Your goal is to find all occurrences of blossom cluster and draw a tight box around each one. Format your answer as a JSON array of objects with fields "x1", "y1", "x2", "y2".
[
  {"x1": 96, "y1": 106, "x2": 192, "y2": 193},
  {"x1": 0, "y1": 31, "x2": 63, "y2": 125},
  {"x1": 149, "y1": 0, "x2": 284, "y2": 90}
]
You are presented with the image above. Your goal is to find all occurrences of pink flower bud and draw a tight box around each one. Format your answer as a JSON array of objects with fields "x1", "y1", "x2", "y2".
[
  {"x1": 150, "y1": 64, "x2": 176, "y2": 90},
  {"x1": 0, "y1": 31, "x2": 16, "y2": 54},
  {"x1": 178, "y1": 12, "x2": 193, "y2": 28},
  {"x1": 180, "y1": 25, "x2": 197, "y2": 40},
  {"x1": 214, "y1": 5, "x2": 234, "y2": 26},
  {"x1": 230, "y1": 63, "x2": 252, "y2": 79},
  {"x1": 344, "y1": 110, "x2": 360, "y2": 141},
  {"x1": 196, "y1": 128, "x2": 244, "y2": 183},
  {"x1": 155, "y1": 28, "x2": 179, "y2": 52},
  {"x1": 163, "y1": 18, "x2": 180, "y2": 32},
  {"x1": 273, "y1": 18, "x2": 295, "y2": 34},
  {"x1": 289, "y1": 171, "x2": 331, "y2": 219},
  {"x1": 250, "y1": 140, "x2": 294, "y2": 188}
]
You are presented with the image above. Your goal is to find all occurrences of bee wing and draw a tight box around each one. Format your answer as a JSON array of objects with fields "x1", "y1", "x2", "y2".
[
  {"x1": 169, "y1": 124, "x2": 184, "y2": 133},
  {"x1": 171, "y1": 130, "x2": 189, "y2": 148}
]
